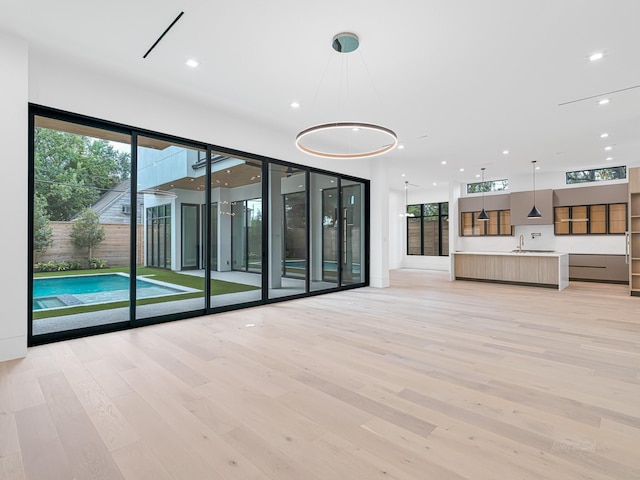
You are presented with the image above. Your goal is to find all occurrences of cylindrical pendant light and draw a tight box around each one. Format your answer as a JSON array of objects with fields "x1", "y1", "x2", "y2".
[
  {"x1": 527, "y1": 160, "x2": 542, "y2": 218},
  {"x1": 477, "y1": 167, "x2": 489, "y2": 221}
]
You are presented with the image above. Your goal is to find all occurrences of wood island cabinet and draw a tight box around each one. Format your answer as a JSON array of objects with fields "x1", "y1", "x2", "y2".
[{"x1": 453, "y1": 252, "x2": 569, "y2": 290}]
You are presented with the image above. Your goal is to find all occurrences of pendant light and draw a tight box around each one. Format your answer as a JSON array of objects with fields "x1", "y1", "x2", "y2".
[
  {"x1": 477, "y1": 167, "x2": 489, "y2": 221},
  {"x1": 527, "y1": 160, "x2": 542, "y2": 218},
  {"x1": 295, "y1": 32, "x2": 397, "y2": 159},
  {"x1": 401, "y1": 180, "x2": 415, "y2": 217}
]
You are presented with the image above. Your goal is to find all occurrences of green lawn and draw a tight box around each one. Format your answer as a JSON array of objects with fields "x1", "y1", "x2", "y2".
[{"x1": 33, "y1": 267, "x2": 259, "y2": 319}]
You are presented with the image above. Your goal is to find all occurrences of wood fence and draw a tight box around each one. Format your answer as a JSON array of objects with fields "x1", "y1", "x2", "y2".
[{"x1": 34, "y1": 222, "x2": 144, "y2": 267}]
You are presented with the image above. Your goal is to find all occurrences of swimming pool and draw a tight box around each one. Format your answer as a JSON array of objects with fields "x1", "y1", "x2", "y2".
[{"x1": 33, "y1": 273, "x2": 197, "y2": 311}]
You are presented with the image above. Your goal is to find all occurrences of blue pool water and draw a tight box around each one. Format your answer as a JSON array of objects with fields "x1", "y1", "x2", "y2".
[
  {"x1": 33, "y1": 274, "x2": 187, "y2": 311},
  {"x1": 34, "y1": 274, "x2": 168, "y2": 296}
]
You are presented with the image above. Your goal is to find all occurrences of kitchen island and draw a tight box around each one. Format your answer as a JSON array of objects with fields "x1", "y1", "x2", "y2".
[{"x1": 453, "y1": 251, "x2": 569, "y2": 290}]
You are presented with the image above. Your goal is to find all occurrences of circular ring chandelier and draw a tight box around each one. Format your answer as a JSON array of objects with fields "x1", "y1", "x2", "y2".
[
  {"x1": 295, "y1": 33, "x2": 397, "y2": 160},
  {"x1": 295, "y1": 122, "x2": 397, "y2": 159}
]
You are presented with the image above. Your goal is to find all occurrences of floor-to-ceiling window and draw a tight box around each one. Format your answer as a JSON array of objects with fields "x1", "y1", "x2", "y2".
[
  {"x1": 210, "y1": 153, "x2": 263, "y2": 307},
  {"x1": 135, "y1": 135, "x2": 207, "y2": 321},
  {"x1": 29, "y1": 106, "x2": 369, "y2": 345},
  {"x1": 268, "y1": 163, "x2": 307, "y2": 299},
  {"x1": 31, "y1": 115, "x2": 132, "y2": 337},
  {"x1": 310, "y1": 173, "x2": 339, "y2": 291},
  {"x1": 341, "y1": 179, "x2": 366, "y2": 286}
]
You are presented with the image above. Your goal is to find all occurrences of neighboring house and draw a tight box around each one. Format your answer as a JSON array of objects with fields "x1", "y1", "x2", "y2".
[{"x1": 86, "y1": 179, "x2": 143, "y2": 225}]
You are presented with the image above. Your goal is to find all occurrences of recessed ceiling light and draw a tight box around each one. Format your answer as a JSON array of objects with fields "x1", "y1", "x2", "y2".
[
  {"x1": 475, "y1": 174, "x2": 480, "y2": 178},
  {"x1": 352, "y1": 127, "x2": 360, "y2": 132},
  {"x1": 600, "y1": 133, "x2": 609, "y2": 138},
  {"x1": 536, "y1": 166, "x2": 540, "y2": 170},
  {"x1": 589, "y1": 52, "x2": 604, "y2": 62},
  {"x1": 441, "y1": 160, "x2": 447, "y2": 165},
  {"x1": 502, "y1": 150, "x2": 509, "y2": 155},
  {"x1": 459, "y1": 168, "x2": 464, "y2": 172},
  {"x1": 398, "y1": 144, "x2": 405, "y2": 149},
  {"x1": 606, "y1": 157, "x2": 613, "y2": 161},
  {"x1": 604, "y1": 146, "x2": 613, "y2": 151},
  {"x1": 432, "y1": 182, "x2": 437, "y2": 186},
  {"x1": 290, "y1": 101, "x2": 300, "y2": 109},
  {"x1": 185, "y1": 59, "x2": 199, "y2": 68},
  {"x1": 598, "y1": 98, "x2": 610, "y2": 105},
  {"x1": 401, "y1": 174, "x2": 405, "y2": 177}
]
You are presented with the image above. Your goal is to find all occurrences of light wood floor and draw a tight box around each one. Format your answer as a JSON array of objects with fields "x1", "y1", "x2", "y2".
[{"x1": 2, "y1": 269, "x2": 639, "y2": 479}]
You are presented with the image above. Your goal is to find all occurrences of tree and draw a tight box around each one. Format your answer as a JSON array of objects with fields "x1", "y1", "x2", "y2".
[
  {"x1": 33, "y1": 194, "x2": 53, "y2": 260},
  {"x1": 34, "y1": 128, "x2": 130, "y2": 221},
  {"x1": 70, "y1": 208, "x2": 105, "y2": 267}
]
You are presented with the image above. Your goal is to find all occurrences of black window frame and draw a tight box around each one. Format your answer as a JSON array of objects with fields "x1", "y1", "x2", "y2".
[
  {"x1": 28, "y1": 103, "x2": 371, "y2": 347},
  {"x1": 406, "y1": 202, "x2": 449, "y2": 256},
  {"x1": 466, "y1": 179, "x2": 509, "y2": 194},
  {"x1": 565, "y1": 166, "x2": 627, "y2": 184}
]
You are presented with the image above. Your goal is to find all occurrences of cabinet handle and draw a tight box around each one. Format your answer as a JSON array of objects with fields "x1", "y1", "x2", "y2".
[{"x1": 625, "y1": 231, "x2": 630, "y2": 265}]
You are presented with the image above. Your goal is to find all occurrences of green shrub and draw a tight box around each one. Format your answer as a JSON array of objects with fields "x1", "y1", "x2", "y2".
[
  {"x1": 89, "y1": 258, "x2": 107, "y2": 269},
  {"x1": 35, "y1": 260, "x2": 70, "y2": 272}
]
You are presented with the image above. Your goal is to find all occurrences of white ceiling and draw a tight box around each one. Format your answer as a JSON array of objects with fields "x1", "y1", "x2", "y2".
[{"x1": 3, "y1": 0, "x2": 640, "y2": 192}]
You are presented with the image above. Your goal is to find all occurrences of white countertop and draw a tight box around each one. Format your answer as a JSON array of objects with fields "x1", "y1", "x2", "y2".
[{"x1": 454, "y1": 251, "x2": 568, "y2": 257}]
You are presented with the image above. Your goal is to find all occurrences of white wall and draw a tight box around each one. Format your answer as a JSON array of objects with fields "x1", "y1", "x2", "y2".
[
  {"x1": 28, "y1": 47, "x2": 372, "y2": 181},
  {"x1": 388, "y1": 190, "x2": 403, "y2": 269},
  {"x1": 0, "y1": 32, "x2": 28, "y2": 361},
  {"x1": 369, "y1": 158, "x2": 389, "y2": 287}
]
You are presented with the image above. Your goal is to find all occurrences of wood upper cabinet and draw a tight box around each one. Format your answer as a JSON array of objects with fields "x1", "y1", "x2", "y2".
[{"x1": 509, "y1": 189, "x2": 553, "y2": 225}]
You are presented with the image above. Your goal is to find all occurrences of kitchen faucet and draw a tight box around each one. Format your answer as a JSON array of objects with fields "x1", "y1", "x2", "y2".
[{"x1": 517, "y1": 234, "x2": 524, "y2": 252}]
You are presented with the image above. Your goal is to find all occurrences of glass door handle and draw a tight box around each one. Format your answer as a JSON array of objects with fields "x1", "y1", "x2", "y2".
[{"x1": 342, "y1": 209, "x2": 347, "y2": 265}]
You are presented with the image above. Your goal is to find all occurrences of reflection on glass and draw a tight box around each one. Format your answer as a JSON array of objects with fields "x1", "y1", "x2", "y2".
[
  {"x1": 136, "y1": 136, "x2": 206, "y2": 320},
  {"x1": 341, "y1": 180, "x2": 365, "y2": 286},
  {"x1": 310, "y1": 173, "x2": 339, "y2": 291},
  {"x1": 32, "y1": 116, "x2": 131, "y2": 335},
  {"x1": 182, "y1": 204, "x2": 200, "y2": 269},
  {"x1": 146, "y1": 204, "x2": 171, "y2": 269},
  {"x1": 268, "y1": 164, "x2": 307, "y2": 299},
  {"x1": 210, "y1": 153, "x2": 263, "y2": 307},
  {"x1": 209, "y1": 203, "x2": 218, "y2": 270}
]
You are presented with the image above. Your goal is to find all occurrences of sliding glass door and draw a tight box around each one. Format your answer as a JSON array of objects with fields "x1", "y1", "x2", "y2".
[
  {"x1": 30, "y1": 106, "x2": 369, "y2": 346},
  {"x1": 135, "y1": 135, "x2": 206, "y2": 321},
  {"x1": 31, "y1": 116, "x2": 132, "y2": 337},
  {"x1": 341, "y1": 180, "x2": 366, "y2": 286},
  {"x1": 268, "y1": 163, "x2": 307, "y2": 299},
  {"x1": 310, "y1": 173, "x2": 338, "y2": 291},
  {"x1": 210, "y1": 153, "x2": 263, "y2": 307}
]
